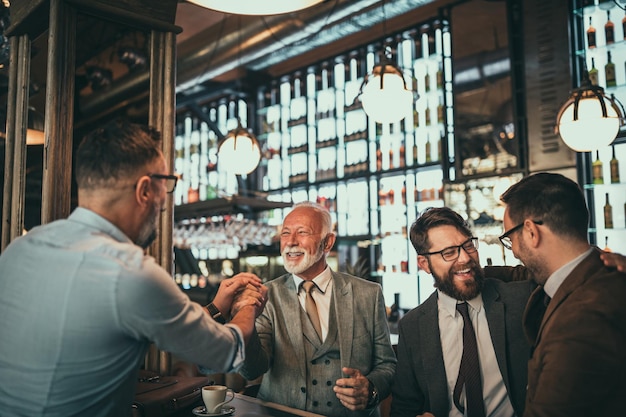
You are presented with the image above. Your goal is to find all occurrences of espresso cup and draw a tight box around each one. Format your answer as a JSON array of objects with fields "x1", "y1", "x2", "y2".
[{"x1": 202, "y1": 385, "x2": 235, "y2": 414}]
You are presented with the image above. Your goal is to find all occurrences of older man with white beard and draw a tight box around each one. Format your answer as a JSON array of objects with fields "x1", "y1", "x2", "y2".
[{"x1": 239, "y1": 201, "x2": 396, "y2": 417}]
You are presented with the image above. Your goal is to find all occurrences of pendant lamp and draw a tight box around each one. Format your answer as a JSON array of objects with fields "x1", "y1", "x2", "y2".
[
  {"x1": 555, "y1": 70, "x2": 624, "y2": 152},
  {"x1": 357, "y1": 53, "x2": 414, "y2": 124},
  {"x1": 185, "y1": 0, "x2": 325, "y2": 15},
  {"x1": 218, "y1": 118, "x2": 261, "y2": 175}
]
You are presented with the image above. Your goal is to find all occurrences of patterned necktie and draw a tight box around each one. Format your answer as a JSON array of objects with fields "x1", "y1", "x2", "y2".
[
  {"x1": 453, "y1": 302, "x2": 485, "y2": 417},
  {"x1": 302, "y1": 281, "x2": 322, "y2": 339}
]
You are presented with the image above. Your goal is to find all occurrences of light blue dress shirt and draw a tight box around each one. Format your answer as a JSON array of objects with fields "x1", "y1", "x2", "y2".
[{"x1": 0, "y1": 207, "x2": 244, "y2": 417}]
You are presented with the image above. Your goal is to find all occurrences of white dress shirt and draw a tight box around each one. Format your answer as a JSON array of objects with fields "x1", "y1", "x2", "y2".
[{"x1": 438, "y1": 290, "x2": 516, "y2": 417}]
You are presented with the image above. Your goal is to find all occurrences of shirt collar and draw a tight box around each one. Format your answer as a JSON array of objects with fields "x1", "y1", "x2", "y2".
[
  {"x1": 292, "y1": 266, "x2": 332, "y2": 294},
  {"x1": 437, "y1": 289, "x2": 484, "y2": 317},
  {"x1": 543, "y1": 247, "x2": 593, "y2": 298},
  {"x1": 69, "y1": 207, "x2": 132, "y2": 244}
]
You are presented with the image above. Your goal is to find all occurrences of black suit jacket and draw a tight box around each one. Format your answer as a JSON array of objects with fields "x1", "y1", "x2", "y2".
[{"x1": 391, "y1": 278, "x2": 532, "y2": 417}]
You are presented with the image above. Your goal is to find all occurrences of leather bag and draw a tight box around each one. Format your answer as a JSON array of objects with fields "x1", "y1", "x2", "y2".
[{"x1": 132, "y1": 370, "x2": 210, "y2": 417}]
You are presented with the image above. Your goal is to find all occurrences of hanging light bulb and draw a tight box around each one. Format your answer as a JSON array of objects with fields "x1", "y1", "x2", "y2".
[
  {"x1": 185, "y1": 0, "x2": 325, "y2": 15},
  {"x1": 555, "y1": 70, "x2": 624, "y2": 152},
  {"x1": 218, "y1": 119, "x2": 261, "y2": 175},
  {"x1": 357, "y1": 54, "x2": 414, "y2": 124}
]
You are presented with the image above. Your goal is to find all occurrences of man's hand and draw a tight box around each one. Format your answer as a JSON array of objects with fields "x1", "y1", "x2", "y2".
[
  {"x1": 232, "y1": 283, "x2": 268, "y2": 318},
  {"x1": 211, "y1": 273, "x2": 263, "y2": 320},
  {"x1": 333, "y1": 367, "x2": 371, "y2": 410},
  {"x1": 600, "y1": 251, "x2": 626, "y2": 272}
]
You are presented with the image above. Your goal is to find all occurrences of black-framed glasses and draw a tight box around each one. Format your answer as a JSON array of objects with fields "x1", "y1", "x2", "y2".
[
  {"x1": 420, "y1": 237, "x2": 479, "y2": 262},
  {"x1": 499, "y1": 220, "x2": 543, "y2": 250},
  {"x1": 149, "y1": 174, "x2": 178, "y2": 193}
]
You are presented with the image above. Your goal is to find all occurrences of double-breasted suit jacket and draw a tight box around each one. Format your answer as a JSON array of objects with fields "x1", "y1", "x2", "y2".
[{"x1": 239, "y1": 270, "x2": 397, "y2": 417}]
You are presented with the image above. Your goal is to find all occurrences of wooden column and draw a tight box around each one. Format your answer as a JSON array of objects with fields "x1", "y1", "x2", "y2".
[
  {"x1": 1, "y1": 35, "x2": 31, "y2": 250},
  {"x1": 145, "y1": 29, "x2": 177, "y2": 376},
  {"x1": 41, "y1": 0, "x2": 76, "y2": 224}
]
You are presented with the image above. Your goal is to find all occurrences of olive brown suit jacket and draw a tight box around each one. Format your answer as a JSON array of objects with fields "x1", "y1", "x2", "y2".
[{"x1": 522, "y1": 248, "x2": 626, "y2": 417}]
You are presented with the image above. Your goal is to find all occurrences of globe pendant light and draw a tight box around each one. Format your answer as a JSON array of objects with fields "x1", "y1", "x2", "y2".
[
  {"x1": 555, "y1": 70, "x2": 624, "y2": 152},
  {"x1": 185, "y1": 0, "x2": 325, "y2": 15},
  {"x1": 218, "y1": 118, "x2": 261, "y2": 175},
  {"x1": 357, "y1": 54, "x2": 414, "y2": 124}
]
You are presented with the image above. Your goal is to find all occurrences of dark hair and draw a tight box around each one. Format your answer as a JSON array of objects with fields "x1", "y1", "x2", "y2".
[
  {"x1": 75, "y1": 119, "x2": 162, "y2": 190},
  {"x1": 499, "y1": 172, "x2": 589, "y2": 242},
  {"x1": 409, "y1": 207, "x2": 472, "y2": 255}
]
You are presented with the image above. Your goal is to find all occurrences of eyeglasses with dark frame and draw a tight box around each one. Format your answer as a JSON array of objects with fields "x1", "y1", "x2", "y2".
[
  {"x1": 499, "y1": 220, "x2": 543, "y2": 250},
  {"x1": 420, "y1": 237, "x2": 479, "y2": 262},
  {"x1": 149, "y1": 174, "x2": 178, "y2": 193}
]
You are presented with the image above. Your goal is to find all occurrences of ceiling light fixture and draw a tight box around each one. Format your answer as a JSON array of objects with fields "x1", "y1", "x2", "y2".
[
  {"x1": 356, "y1": 0, "x2": 413, "y2": 124},
  {"x1": 185, "y1": 0, "x2": 325, "y2": 15},
  {"x1": 217, "y1": 15, "x2": 261, "y2": 175},
  {"x1": 218, "y1": 118, "x2": 261, "y2": 175},
  {"x1": 357, "y1": 51, "x2": 414, "y2": 124},
  {"x1": 555, "y1": 69, "x2": 624, "y2": 152}
]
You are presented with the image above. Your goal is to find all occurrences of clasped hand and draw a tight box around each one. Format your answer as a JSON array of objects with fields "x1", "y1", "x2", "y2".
[{"x1": 211, "y1": 272, "x2": 267, "y2": 320}]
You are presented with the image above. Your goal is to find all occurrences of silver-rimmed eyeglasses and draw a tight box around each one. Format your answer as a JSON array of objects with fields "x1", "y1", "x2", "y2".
[{"x1": 420, "y1": 237, "x2": 479, "y2": 262}]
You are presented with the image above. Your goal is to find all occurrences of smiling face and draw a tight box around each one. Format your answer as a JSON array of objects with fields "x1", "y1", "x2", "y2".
[
  {"x1": 280, "y1": 206, "x2": 333, "y2": 280},
  {"x1": 418, "y1": 225, "x2": 484, "y2": 300}
]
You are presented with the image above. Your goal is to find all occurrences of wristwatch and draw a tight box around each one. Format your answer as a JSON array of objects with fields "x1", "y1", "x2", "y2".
[
  {"x1": 366, "y1": 381, "x2": 379, "y2": 408},
  {"x1": 206, "y1": 302, "x2": 226, "y2": 324}
]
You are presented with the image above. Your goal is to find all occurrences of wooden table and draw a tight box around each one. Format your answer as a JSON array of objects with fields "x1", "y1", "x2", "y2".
[{"x1": 188, "y1": 393, "x2": 327, "y2": 417}]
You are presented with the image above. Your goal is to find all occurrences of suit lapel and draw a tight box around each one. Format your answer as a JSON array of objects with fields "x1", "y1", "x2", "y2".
[
  {"x1": 419, "y1": 292, "x2": 449, "y2": 413},
  {"x1": 279, "y1": 276, "x2": 309, "y2": 380},
  {"x1": 333, "y1": 272, "x2": 354, "y2": 370},
  {"x1": 538, "y1": 249, "x2": 600, "y2": 339},
  {"x1": 482, "y1": 283, "x2": 510, "y2": 390}
]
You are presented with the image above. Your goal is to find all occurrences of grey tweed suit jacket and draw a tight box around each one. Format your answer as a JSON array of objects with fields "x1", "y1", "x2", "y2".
[
  {"x1": 390, "y1": 278, "x2": 532, "y2": 417},
  {"x1": 239, "y1": 270, "x2": 397, "y2": 417}
]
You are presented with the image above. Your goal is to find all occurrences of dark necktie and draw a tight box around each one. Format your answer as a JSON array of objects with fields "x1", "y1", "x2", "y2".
[
  {"x1": 453, "y1": 302, "x2": 485, "y2": 417},
  {"x1": 302, "y1": 281, "x2": 322, "y2": 339}
]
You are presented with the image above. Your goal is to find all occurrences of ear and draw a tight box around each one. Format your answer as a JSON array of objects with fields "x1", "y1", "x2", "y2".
[
  {"x1": 134, "y1": 175, "x2": 152, "y2": 208},
  {"x1": 417, "y1": 255, "x2": 431, "y2": 273},
  {"x1": 323, "y1": 233, "x2": 336, "y2": 252},
  {"x1": 524, "y1": 219, "x2": 542, "y2": 248}
]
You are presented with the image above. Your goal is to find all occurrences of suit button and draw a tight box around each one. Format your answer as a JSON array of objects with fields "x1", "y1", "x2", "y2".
[
  {"x1": 325, "y1": 360, "x2": 331, "y2": 365},
  {"x1": 311, "y1": 359, "x2": 317, "y2": 365},
  {"x1": 313, "y1": 401, "x2": 319, "y2": 407},
  {"x1": 326, "y1": 402, "x2": 332, "y2": 407},
  {"x1": 326, "y1": 381, "x2": 332, "y2": 386},
  {"x1": 312, "y1": 379, "x2": 318, "y2": 385},
  {"x1": 301, "y1": 387, "x2": 306, "y2": 393}
]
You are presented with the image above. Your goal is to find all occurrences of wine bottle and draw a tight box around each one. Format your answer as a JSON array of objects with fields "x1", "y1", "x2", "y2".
[
  {"x1": 610, "y1": 145, "x2": 620, "y2": 183},
  {"x1": 424, "y1": 71, "x2": 431, "y2": 93},
  {"x1": 605, "y1": 51, "x2": 617, "y2": 87},
  {"x1": 587, "y1": 16, "x2": 597, "y2": 49},
  {"x1": 425, "y1": 136, "x2": 432, "y2": 163},
  {"x1": 589, "y1": 58, "x2": 599, "y2": 86},
  {"x1": 604, "y1": 193, "x2": 613, "y2": 229},
  {"x1": 412, "y1": 143, "x2": 418, "y2": 166},
  {"x1": 623, "y1": 9, "x2": 626, "y2": 40},
  {"x1": 593, "y1": 150, "x2": 604, "y2": 184},
  {"x1": 605, "y1": 11, "x2": 615, "y2": 45}
]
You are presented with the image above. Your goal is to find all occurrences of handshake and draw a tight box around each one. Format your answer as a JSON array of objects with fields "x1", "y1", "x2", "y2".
[{"x1": 208, "y1": 272, "x2": 268, "y2": 322}]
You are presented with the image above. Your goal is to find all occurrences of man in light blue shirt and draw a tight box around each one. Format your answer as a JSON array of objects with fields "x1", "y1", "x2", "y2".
[{"x1": 0, "y1": 119, "x2": 266, "y2": 417}]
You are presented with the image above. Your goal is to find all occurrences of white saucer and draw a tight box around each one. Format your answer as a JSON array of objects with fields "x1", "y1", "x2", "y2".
[{"x1": 192, "y1": 405, "x2": 235, "y2": 416}]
